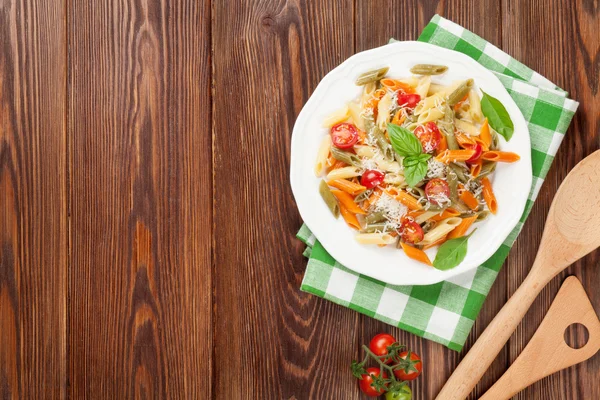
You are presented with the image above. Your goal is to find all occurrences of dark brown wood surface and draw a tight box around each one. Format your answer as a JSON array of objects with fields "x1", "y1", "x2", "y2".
[{"x1": 0, "y1": 1, "x2": 598, "y2": 399}]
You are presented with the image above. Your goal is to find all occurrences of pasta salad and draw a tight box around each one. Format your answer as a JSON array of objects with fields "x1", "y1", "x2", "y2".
[{"x1": 315, "y1": 65, "x2": 520, "y2": 270}]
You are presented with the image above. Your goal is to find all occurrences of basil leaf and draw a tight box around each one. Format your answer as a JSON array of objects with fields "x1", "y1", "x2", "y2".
[
  {"x1": 481, "y1": 90, "x2": 514, "y2": 141},
  {"x1": 433, "y1": 230, "x2": 476, "y2": 271},
  {"x1": 417, "y1": 153, "x2": 432, "y2": 162},
  {"x1": 403, "y1": 156, "x2": 428, "y2": 187},
  {"x1": 388, "y1": 123, "x2": 422, "y2": 157}
]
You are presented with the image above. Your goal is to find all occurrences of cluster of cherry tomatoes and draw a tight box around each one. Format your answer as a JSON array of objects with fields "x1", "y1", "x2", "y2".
[{"x1": 352, "y1": 333, "x2": 422, "y2": 399}]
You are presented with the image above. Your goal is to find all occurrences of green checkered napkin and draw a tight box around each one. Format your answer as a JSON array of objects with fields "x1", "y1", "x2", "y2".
[{"x1": 298, "y1": 15, "x2": 579, "y2": 351}]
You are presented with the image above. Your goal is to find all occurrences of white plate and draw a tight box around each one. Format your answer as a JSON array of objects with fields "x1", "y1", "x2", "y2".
[{"x1": 290, "y1": 41, "x2": 532, "y2": 285}]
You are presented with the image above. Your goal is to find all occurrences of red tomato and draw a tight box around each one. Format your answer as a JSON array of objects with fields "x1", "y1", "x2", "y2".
[
  {"x1": 330, "y1": 123, "x2": 358, "y2": 149},
  {"x1": 425, "y1": 179, "x2": 450, "y2": 206},
  {"x1": 400, "y1": 219, "x2": 424, "y2": 244},
  {"x1": 361, "y1": 170, "x2": 385, "y2": 189},
  {"x1": 393, "y1": 351, "x2": 423, "y2": 381},
  {"x1": 414, "y1": 122, "x2": 442, "y2": 152},
  {"x1": 397, "y1": 93, "x2": 421, "y2": 109},
  {"x1": 359, "y1": 367, "x2": 388, "y2": 397},
  {"x1": 369, "y1": 333, "x2": 397, "y2": 363},
  {"x1": 466, "y1": 143, "x2": 483, "y2": 164}
]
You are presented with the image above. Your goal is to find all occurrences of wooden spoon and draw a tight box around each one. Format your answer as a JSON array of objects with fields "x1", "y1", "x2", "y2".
[
  {"x1": 436, "y1": 150, "x2": 600, "y2": 400},
  {"x1": 480, "y1": 276, "x2": 600, "y2": 400}
]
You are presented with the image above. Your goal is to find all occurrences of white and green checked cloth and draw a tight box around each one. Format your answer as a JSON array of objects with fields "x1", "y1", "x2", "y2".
[{"x1": 297, "y1": 15, "x2": 579, "y2": 351}]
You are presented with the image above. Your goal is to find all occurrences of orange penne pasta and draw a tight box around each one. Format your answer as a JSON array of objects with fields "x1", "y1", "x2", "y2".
[
  {"x1": 429, "y1": 208, "x2": 460, "y2": 222},
  {"x1": 330, "y1": 160, "x2": 347, "y2": 170},
  {"x1": 448, "y1": 216, "x2": 477, "y2": 239},
  {"x1": 458, "y1": 184, "x2": 479, "y2": 211},
  {"x1": 479, "y1": 118, "x2": 492, "y2": 148},
  {"x1": 386, "y1": 188, "x2": 422, "y2": 210},
  {"x1": 380, "y1": 78, "x2": 415, "y2": 94},
  {"x1": 422, "y1": 234, "x2": 448, "y2": 250},
  {"x1": 481, "y1": 177, "x2": 498, "y2": 214},
  {"x1": 405, "y1": 210, "x2": 425, "y2": 220},
  {"x1": 391, "y1": 109, "x2": 406, "y2": 125},
  {"x1": 473, "y1": 137, "x2": 489, "y2": 152},
  {"x1": 482, "y1": 151, "x2": 521, "y2": 163},
  {"x1": 357, "y1": 129, "x2": 367, "y2": 144},
  {"x1": 453, "y1": 93, "x2": 469, "y2": 111},
  {"x1": 363, "y1": 187, "x2": 383, "y2": 210},
  {"x1": 330, "y1": 190, "x2": 366, "y2": 215},
  {"x1": 435, "y1": 149, "x2": 476, "y2": 164},
  {"x1": 401, "y1": 243, "x2": 432, "y2": 266},
  {"x1": 339, "y1": 203, "x2": 361, "y2": 230},
  {"x1": 470, "y1": 160, "x2": 482, "y2": 177},
  {"x1": 328, "y1": 179, "x2": 367, "y2": 196},
  {"x1": 455, "y1": 131, "x2": 476, "y2": 148},
  {"x1": 365, "y1": 89, "x2": 386, "y2": 116},
  {"x1": 437, "y1": 133, "x2": 448, "y2": 153}
]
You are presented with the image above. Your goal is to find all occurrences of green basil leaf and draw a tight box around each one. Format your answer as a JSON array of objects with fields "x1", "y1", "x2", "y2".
[
  {"x1": 403, "y1": 157, "x2": 428, "y2": 187},
  {"x1": 418, "y1": 153, "x2": 432, "y2": 162},
  {"x1": 433, "y1": 230, "x2": 476, "y2": 271},
  {"x1": 388, "y1": 123, "x2": 422, "y2": 157},
  {"x1": 481, "y1": 90, "x2": 514, "y2": 141}
]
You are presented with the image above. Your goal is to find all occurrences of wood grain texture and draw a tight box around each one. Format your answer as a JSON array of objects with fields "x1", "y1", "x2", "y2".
[
  {"x1": 68, "y1": 0, "x2": 212, "y2": 397},
  {"x1": 211, "y1": 0, "x2": 360, "y2": 398},
  {"x1": 0, "y1": 0, "x2": 67, "y2": 398},
  {"x1": 502, "y1": 1, "x2": 600, "y2": 399}
]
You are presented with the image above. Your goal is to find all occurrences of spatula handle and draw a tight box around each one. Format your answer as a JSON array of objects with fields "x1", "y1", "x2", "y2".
[{"x1": 435, "y1": 272, "x2": 544, "y2": 400}]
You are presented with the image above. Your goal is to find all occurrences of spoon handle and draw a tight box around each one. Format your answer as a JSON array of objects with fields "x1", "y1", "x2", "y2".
[{"x1": 435, "y1": 271, "x2": 545, "y2": 400}]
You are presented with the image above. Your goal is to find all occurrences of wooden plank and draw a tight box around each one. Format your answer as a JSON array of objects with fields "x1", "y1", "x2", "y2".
[
  {"x1": 355, "y1": 3, "x2": 505, "y2": 399},
  {"x1": 0, "y1": 0, "x2": 67, "y2": 398},
  {"x1": 502, "y1": 1, "x2": 599, "y2": 399},
  {"x1": 68, "y1": 0, "x2": 212, "y2": 397},
  {"x1": 211, "y1": 0, "x2": 358, "y2": 398}
]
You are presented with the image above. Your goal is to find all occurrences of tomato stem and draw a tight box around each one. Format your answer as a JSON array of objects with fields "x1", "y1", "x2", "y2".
[{"x1": 361, "y1": 345, "x2": 398, "y2": 382}]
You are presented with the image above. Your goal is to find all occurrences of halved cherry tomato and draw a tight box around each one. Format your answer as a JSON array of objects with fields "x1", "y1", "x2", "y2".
[
  {"x1": 414, "y1": 122, "x2": 442, "y2": 153},
  {"x1": 397, "y1": 93, "x2": 421, "y2": 109},
  {"x1": 361, "y1": 170, "x2": 385, "y2": 189},
  {"x1": 425, "y1": 178, "x2": 450, "y2": 206},
  {"x1": 399, "y1": 219, "x2": 424, "y2": 244},
  {"x1": 393, "y1": 351, "x2": 422, "y2": 381},
  {"x1": 359, "y1": 367, "x2": 388, "y2": 397},
  {"x1": 330, "y1": 123, "x2": 358, "y2": 149},
  {"x1": 369, "y1": 333, "x2": 397, "y2": 364},
  {"x1": 466, "y1": 143, "x2": 483, "y2": 164}
]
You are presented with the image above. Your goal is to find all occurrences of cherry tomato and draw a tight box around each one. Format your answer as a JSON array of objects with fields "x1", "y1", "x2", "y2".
[
  {"x1": 393, "y1": 351, "x2": 422, "y2": 381},
  {"x1": 466, "y1": 143, "x2": 483, "y2": 164},
  {"x1": 385, "y1": 386, "x2": 412, "y2": 400},
  {"x1": 414, "y1": 122, "x2": 442, "y2": 152},
  {"x1": 361, "y1": 170, "x2": 385, "y2": 189},
  {"x1": 399, "y1": 219, "x2": 424, "y2": 244},
  {"x1": 425, "y1": 178, "x2": 450, "y2": 206},
  {"x1": 369, "y1": 333, "x2": 397, "y2": 363},
  {"x1": 330, "y1": 123, "x2": 358, "y2": 149},
  {"x1": 397, "y1": 93, "x2": 421, "y2": 109},
  {"x1": 359, "y1": 367, "x2": 388, "y2": 397}
]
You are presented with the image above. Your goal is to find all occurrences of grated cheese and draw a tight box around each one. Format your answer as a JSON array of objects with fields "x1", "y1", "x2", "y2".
[
  {"x1": 374, "y1": 193, "x2": 408, "y2": 229},
  {"x1": 427, "y1": 158, "x2": 447, "y2": 179}
]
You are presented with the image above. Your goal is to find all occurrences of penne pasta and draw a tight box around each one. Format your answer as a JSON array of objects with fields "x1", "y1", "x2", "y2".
[
  {"x1": 417, "y1": 108, "x2": 445, "y2": 124},
  {"x1": 435, "y1": 149, "x2": 476, "y2": 163},
  {"x1": 355, "y1": 233, "x2": 397, "y2": 245},
  {"x1": 386, "y1": 187, "x2": 423, "y2": 210},
  {"x1": 481, "y1": 177, "x2": 498, "y2": 214},
  {"x1": 470, "y1": 160, "x2": 482, "y2": 177},
  {"x1": 339, "y1": 203, "x2": 361, "y2": 229},
  {"x1": 323, "y1": 105, "x2": 349, "y2": 128},
  {"x1": 377, "y1": 92, "x2": 394, "y2": 129},
  {"x1": 458, "y1": 184, "x2": 479, "y2": 211},
  {"x1": 328, "y1": 179, "x2": 367, "y2": 196},
  {"x1": 421, "y1": 217, "x2": 462, "y2": 245},
  {"x1": 482, "y1": 151, "x2": 521, "y2": 163},
  {"x1": 422, "y1": 234, "x2": 448, "y2": 250},
  {"x1": 415, "y1": 210, "x2": 439, "y2": 224},
  {"x1": 455, "y1": 131, "x2": 477, "y2": 147},
  {"x1": 448, "y1": 216, "x2": 477, "y2": 239},
  {"x1": 429, "y1": 208, "x2": 461, "y2": 222},
  {"x1": 314, "y1": 135, "x2": 332, "y2": 176},
  {"x1": 468, "y1": 89, "x2": 483, "y2": 122},
  {"x1": 326, "y1": 166, "x2": 361, "y2": 181},
  {"x1": 319, "y1": 180, "x2": 340, "y2": 218},
  {"x1": 415, "y1": 76, "x2": 432, "y2": 99},
  {"x1": 414, "y1": 93, "x2": 444, "y2": 115},
  {"x1": 348, "y1": 101, "x2": 366, "y2": 131},
  {"x1": 331, "y1": 190, "x2": 367, "y2": 215},
  {"x1": 479, "y1": 118, "x2": 492, "y2": 148},
  {"x1": 401, "y1": 243, "x2": 432, "y2": 265},
  {"x1": 455, "y1": 118, "x2": 480, "y2": 136}
]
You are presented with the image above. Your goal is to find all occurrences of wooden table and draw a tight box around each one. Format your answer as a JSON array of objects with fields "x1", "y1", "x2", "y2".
[{"x1": 0, "y1": 0, "x2": 598, "y2": 399}]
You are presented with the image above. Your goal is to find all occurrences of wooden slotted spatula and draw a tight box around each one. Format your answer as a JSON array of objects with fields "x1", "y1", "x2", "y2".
[
  {"x1": 480, "y1": 276, "x2": 600, "y2": 400},
  {"x1": 436, "y1": 150, "x2": 600, "y2": 400}
]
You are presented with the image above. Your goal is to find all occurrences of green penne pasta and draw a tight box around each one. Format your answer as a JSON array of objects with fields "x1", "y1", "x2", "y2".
[
  {"x1": 410, "y1": 64, "x2": 448, "y2": 75},
  {"x1": 356, "y1": 67, "x2": 389, "y2": 86},
  {"x1": 447, "y1": 170, "x2": 459, "y2": 202},
  {"x1": 477, "y1": 161, "x2": 497, "y2": 179},
  {"x1": 330, "y1": 146, "x2": 362, "y2": 167},
  {"x1": 372, "y1": 127, "x2": 395, "y2": 160},
  {"x1": 365, "y1": 212, "x2": 387, "y2": 224},
  {"x1": 361, "y1": 222, "x2": 393, "y2": 233},
  {"x1": 476, "y1": 210, "x2": 491, "y2": 221},
  {"x1": 447, "y1": 79, "x2": 474, "y2": 106},
  {"x1": 449, "y1": 163, "x2": 470, "y2": 183},
  {"x1": 319, "y1": 180, "x2": 340, "y2": 218},
  {"x1": 490, "y1": 129, "x2": 500, "y2": 150},
  {"x1": 354, "y1": 189, "x2": 373, "y2": 204}
]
